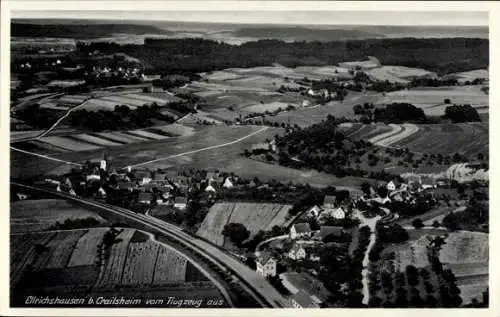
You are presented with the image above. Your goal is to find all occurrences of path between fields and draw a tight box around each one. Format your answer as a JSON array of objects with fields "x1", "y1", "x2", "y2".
[
  {"x1": 10, "y1": 146, "x2": 82, "y2": 167},
  {"x1": 128, "y1": 126, "x2": 269, "y2": 168},
  {"x1": 35, "y1": 101, "x2": 88, "y2": 139}
]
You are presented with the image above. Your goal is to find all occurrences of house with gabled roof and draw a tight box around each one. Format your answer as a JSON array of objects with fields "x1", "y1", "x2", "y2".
[
  {"x1": 307, "y1": 205, "x2": 322, "y2": 218},
  {"x1": 290, "y1": 222, "x2": 312, "y2": 240},
  {"x1": 255, "y1": 251, "x2": 277, "y2": 277},
  {"x1": 323, "y1": 195, "x2": 336, "y2": 209},
  {"x1": 288, "y1": 243, "x2": 307, "y2": 260},
  {"x1": 138, "y1": 192, "x2": 153, "y2": 205},
  {"x1": 174, "y1": 196, "x2": 188, "y2": 210}
]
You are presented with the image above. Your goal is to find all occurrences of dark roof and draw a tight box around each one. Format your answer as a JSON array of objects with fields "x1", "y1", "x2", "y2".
[
  {"x1": 323, "y1": 195, "x2": 336, "y2": 205},
  {"x1": 138, "y1": 192, "x2": 153, "y2": 202},
  {"x1": 421, "y1": 178, "x2": 436, "y2": 185},
  {"x1": 256, "y1": 251, "x2": 275, "y2": 265},
  {"x1": 135, "y1": 171, "x2": 152, "y2": 179},
  {"x1": 283, "y1": 272, "x2": 330, "y2": 303},
  {"x1": 118, "y1": 181, "x2": 133, "y2": 190},
  {"x1": 154, "y1": 173, "x2": 167, "y2": 181},
  {"x1": 174, "y1": 196, "x2": 187, "y2": 204},
  {"x1": 292, "y1": 290, "x2": 319, "y2": 308},
  {"x1": 319, "y1": 226, "x2": 343, "y2": 239},
  {"x1": 292, "y1": 222, "x2": 311, "y2": 234}
]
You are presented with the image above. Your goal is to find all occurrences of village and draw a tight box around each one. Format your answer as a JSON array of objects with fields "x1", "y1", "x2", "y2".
[{"x1": 22, "y1": 153, "x2": 473, "y2": 309}]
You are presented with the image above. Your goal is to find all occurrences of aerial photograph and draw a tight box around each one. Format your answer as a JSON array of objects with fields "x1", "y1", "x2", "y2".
[{"x1": 9, "y1": 8, "x2": 489, "y2": 309}]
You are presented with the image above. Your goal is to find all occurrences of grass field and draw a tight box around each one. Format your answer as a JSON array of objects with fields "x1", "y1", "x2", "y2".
[
  {"x1": 10, "y1": 199, "x2": 105, "y2": 233},
  {"x1": 439, "y1": 231, "x2": 488, "y2": 264},
  {"x1": 196, "y1": 202, "x2": 292, "y2": 246},
  {"x1": 443, "y1": 69, "x2": 488, "y2": 83},
  {"x1": 378, "y1": 86, "x2": 488, "y2": 116},
  {"x1": 367, "y1": 66, "x2": 436, "y2": 84}
]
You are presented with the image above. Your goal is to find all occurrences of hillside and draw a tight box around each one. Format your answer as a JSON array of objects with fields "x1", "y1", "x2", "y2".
[
  {"x1": 233, "y1": 27, "x2": 385, "y2": 41},
  {"x1": 11, "y1": 22, "x2": 174, "y2": 39}
]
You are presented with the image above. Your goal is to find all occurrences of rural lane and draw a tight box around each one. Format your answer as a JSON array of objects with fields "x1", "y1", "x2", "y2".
[
  {"x1": 354, "y1": 209, "x2": 381, "y2": 306},
  {"x1": 128, "y1": 126, "x2": 269, "y2": 168},
  {"x1": 10, "y1": 146, "x2": 82, "y2": 167}
]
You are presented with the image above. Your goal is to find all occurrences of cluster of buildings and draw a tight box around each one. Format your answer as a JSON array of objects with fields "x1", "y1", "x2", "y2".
[{"x1": 255, "y1": 221, "x2": 346, "y2": 308}]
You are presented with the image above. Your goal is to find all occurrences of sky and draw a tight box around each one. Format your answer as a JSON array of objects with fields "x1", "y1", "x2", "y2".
[{"x1": 12, "y1": 10, "x2": 488, "y2": 26}]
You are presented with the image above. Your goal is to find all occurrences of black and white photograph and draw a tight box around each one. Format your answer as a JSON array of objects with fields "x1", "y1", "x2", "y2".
[{"x1": 4, "y1": 1, "x2": 492, "y2": 313}]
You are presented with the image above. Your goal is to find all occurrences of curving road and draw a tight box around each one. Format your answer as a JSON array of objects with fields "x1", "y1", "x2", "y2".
[{"x1": 11, "y1": 182, "x2": 289, "y2": 308}]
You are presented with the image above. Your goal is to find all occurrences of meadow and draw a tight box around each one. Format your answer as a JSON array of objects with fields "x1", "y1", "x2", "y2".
[
  {"x1": 10, "y1": 199, "x2": 105, "y2": 233},
  {"x1": 196, "y1": 202, "x2": 292, "y2": 247}
]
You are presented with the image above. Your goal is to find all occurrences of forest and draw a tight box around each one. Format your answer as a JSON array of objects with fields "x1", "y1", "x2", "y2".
[{"x1": 74, "y1": 37, "x2": 488, "y2": 75}]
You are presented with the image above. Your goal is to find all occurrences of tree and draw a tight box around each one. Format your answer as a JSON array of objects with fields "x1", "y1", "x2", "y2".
[
  {"x1": 412, "y1": 218, "x2": 425, "y2": 229},
  {"x1": 444, "y1": 98, "x2": 451, "y2": 104},
  {"x1": 222, "y1": 223, "x2": 250, "y2": 247},
  {"x1": 432, "y1": 220, "x2": 441, "y2": 228}
]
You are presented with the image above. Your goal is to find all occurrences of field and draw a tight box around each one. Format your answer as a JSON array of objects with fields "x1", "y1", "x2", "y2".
[
  {"x1": 152, "y1": 246, "x2": 188, "y2": 285},
  {"x1": 392, "y1": 122, "x2": 488, "y2": 157},
  {"x1": 342, "y1": 122, "x2": 488, "y2": 157},
  {"x1": 271, "y1": 91, "x2": 383, "y2": 126},
  {"x1": 67, "y1": 228, "x2": 109, "y2": 267},
  {"x1": 10, "y1": 199, "x2": 105, "y2": 233},
  {"x1": 35, "y1": 127, "x2": 176, "y2": 152},
  {"x1": 95, "y1": 228, "x2": 136, "y2": 288},
  {"x1": 32, "y1": 230, "x2": 87, "y2": 270},
  {"x1": 196, "y1": 202, "x2": 292, "y2": 246},
  {"x1": 121, "y1": 239, "x2": 160, "y2": 286},
  {"x1": 79, "y1": 92, "x2": 180, "y2": 111},
  {"x1": 443, "y1": 69, "x2": 489, "y2": 83},
  {"x1": 11, "y1": 227, "x2": 223, "y2": 307},
  {"x1": 439, "y1": 231, "x2": 489, "y2": 305},
  {"x1": 11, "y1": 125, "x2": 369, "y2": 191},
  {"x1": 366, "y1": 66, "x2": 436, "y2": 84},
  {"x1": 378, "y1": 86, "x2": 488, "y2": 116}
]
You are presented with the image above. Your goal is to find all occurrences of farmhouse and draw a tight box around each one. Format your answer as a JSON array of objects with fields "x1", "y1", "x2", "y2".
[
  {"x1": 174, "y1": 196, "x2": 188, "y2": 210},
  {"x1": 135, "y1": 171, "x2": 152, "y2": 185},
  {"x1": 118, "y1": 181, "x2": 134, "y2": 191},
  {"x1": 323, "y1": 195, "x2": 336, "y2": 209},
  {"x1": 255, "y1": 252, "x2": 277, "y2": 277},
  {"x1": 205, "y1": 184, "x2": 216, "y2": 193},
  {"x1": 138, "y1": 192, "x2": 153, "y2": 205},
  {"x1": 387, "y1": 180, "x2": 401, "y2": 192},
  {"x1": 307, "y1": 205, "x2": 322, "y2": 218},
  {"x1": 222, "y1": 177, "x2": 234, "y2": 189},
  {"x1": 290, "y1": 223, "x2": 312, "y2": 240},
  {"x1": 288, "y1": 243, "x2": 307, "y2": 260},
  {"x1": 421, "y1": 178, "x2": 437, "y2": 190},
  {"x1": 331, "y1": 207, "x2": 346, "y2": 219}
]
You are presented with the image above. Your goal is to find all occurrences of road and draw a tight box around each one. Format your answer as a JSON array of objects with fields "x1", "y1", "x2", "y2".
[
  {"x1": 254, "y1": 234, "x2": 288, "y2": 257},
  {"x1": 10, "y1": 146, "x2": 82, "y2": 167},
  {"x1": 35, "y1": 101, "x2": 88, "y2": 139},
  {"x1": 353, "y1": 209, "x2": 381, "y2": 306},
  {"x1": 129, "y1": 126, "x2": 269, "y2": 168},
  {"x1": 12, "y1": 182, "x2": 289, "y2": 308}
]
